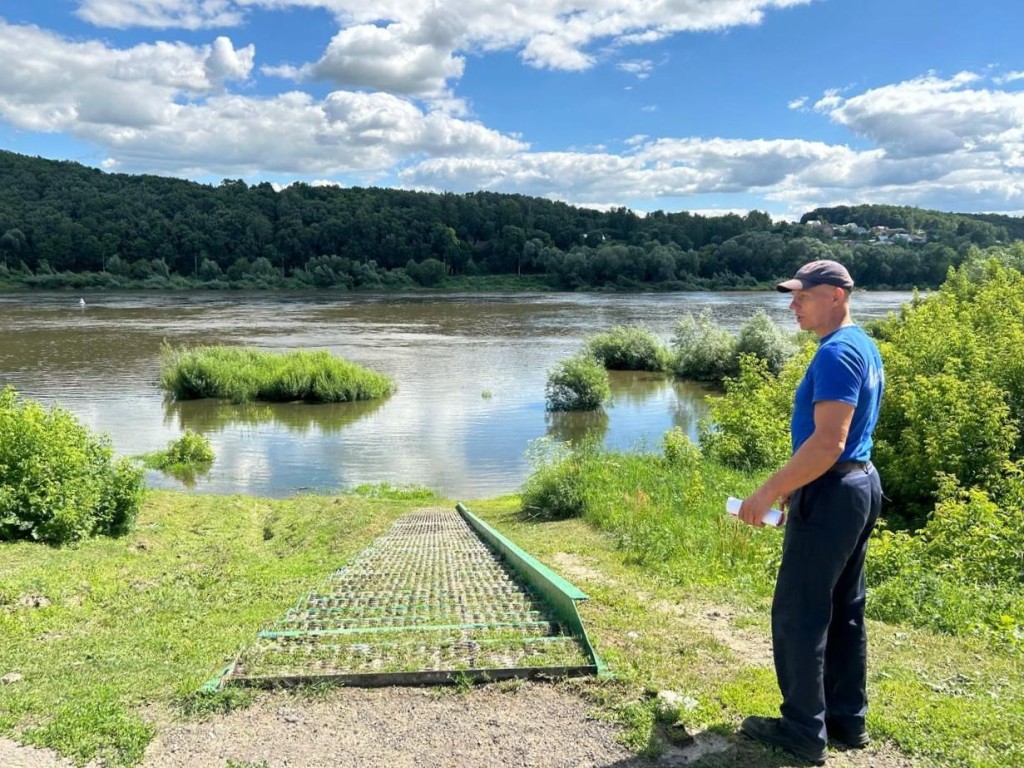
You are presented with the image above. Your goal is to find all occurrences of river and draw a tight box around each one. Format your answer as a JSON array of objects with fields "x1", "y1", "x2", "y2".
[{"x1": 0, "y1": 290, "x2": 912, "y2": 499}]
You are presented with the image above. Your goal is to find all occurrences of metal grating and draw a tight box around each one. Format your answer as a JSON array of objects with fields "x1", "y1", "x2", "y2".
[{"x1": 223, "y1": 508, "x2": 593, "y2": 686}]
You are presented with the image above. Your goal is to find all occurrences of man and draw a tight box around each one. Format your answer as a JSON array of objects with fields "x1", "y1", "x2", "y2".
[{"x1": 737, "y1": 260, "x2": 884, "y2": 765}]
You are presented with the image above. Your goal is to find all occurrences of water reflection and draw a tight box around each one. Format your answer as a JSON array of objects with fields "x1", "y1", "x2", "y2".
[
  {"x1": 164, "y1": 397, "x2": 388, "y2": 435},
  {"x1": 546, "y1": 409, "x2": 610, "y2": 445},
  {"x1": 608, "y1": 370, "x2": 674, "y2": 405},
  {"x1": 150, "y1": 463, "x2": 213, "y2": 490}
]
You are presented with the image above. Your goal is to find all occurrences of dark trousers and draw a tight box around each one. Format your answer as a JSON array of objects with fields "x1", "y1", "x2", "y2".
[{"x1": 771, "y1": 463, "x2": 882, "y2": 750}]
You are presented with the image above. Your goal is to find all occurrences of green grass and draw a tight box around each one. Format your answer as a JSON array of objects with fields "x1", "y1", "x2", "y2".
[
  {"x1": 3, "y1": 475, "x2": 1022, "y2": 767},
  {"x1": 469, "y1": 497, "x2": 1024, "y2": 767},
  {"x1": 0, "y1": 490, "x2": 421, "y2": 766},
  {"x1": 159, "y1": 344, "x2": 395, "y2": 404}
]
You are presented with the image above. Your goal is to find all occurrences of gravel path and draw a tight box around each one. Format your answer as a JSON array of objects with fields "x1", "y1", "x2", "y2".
[{"x1": 2, "y1": 681, "x2": 926, "y2": 768}]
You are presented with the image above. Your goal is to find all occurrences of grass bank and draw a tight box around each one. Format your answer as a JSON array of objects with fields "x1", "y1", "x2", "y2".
[
  {"x1": 160, "y1": 345, "x2": 395, "y2": 404},
  {"x1": 1, "y1": 481, "x2": 1020, "y2": 767},
  {"x1": 471, "y1": 497, "x2": 1024, "y2": 768},
  {"x1": 0, "y1": 488, "x2": 433, "y2": 766}
]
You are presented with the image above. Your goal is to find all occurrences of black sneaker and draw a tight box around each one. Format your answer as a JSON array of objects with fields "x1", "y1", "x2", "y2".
[
  {"x1": 826, "y1": 718, "x2": 870, "y2": 749},
  {"x1": 740, "y1": 715, "x2": 828, "y2": 765}
]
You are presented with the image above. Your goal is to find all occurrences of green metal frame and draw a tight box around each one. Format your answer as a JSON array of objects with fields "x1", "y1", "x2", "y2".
[
  {"x1": 455, "y1": 502, "x2": 607, "y2": 677},
  {"x1": 201, "y1": 503, "x2": 607, "y2": 691}
]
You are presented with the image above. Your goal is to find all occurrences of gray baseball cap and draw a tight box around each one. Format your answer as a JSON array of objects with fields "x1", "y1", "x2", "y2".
[{"x1": 776, "y1": 260, "x2": 854, "y2": 292}]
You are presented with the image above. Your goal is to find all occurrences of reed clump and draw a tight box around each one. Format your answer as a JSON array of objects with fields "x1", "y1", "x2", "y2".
[{"x1": 160, "y1": 344, "x2": 395, "y2": 404}]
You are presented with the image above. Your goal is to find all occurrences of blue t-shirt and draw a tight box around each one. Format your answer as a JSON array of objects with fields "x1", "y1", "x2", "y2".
[{"x1": 791, "y1": 325, "x2": 884, "y2": 462}]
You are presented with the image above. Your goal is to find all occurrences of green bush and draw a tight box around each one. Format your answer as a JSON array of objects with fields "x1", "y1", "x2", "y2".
[
  {"x1": 670, "y1": 309, "x2": 736, "y2": 382},
  {"x1": 873, "y1": 370, "x2": 1017, "y2": 522},
  {"x1": 545, "y1": 353, "x2": 610, "y2": 411},
  {"x1": 164, "y1": 430, "x2": 214, "y2": 465},
  {"x1": 0, "y1": 387, "x2": 144, "y2": 544},
  {"x1": 867, "y1": 477, "x2": 1024, "y2": 651},
  {"x1": 662, "y1": 426, "x2": 701, "y2": 471},
  {"x1": 143, "y1": 431, "x2": 215, "y2": 476},
  {"x1": 586, "y1": 325, "x2": 670, "y2": 371},
  {"x1": 160, "y1": 345, "x2": 395, "y2": 404},
  {"x1": 869, "y1": 259, "x2": 1024, "y2": 519},
  {"x1": 699, "y1": 349, "x2": 810, "y2": 471},
  {"x1": 732, "y1": 308, "x2": 797, "y2": 375}
]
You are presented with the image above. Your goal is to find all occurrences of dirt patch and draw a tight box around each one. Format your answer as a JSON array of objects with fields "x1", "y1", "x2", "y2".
[
  {"x1": 142, "y1": 683, "x2": 645, "y2": 768},
  {"x1": 0, "y1": 738, "x2": 92, "y2": 768},
  {"x1": 654, "y1": 601, "x2": 775, "y2": 668},
  {"x1": 549, "y1": 552, "x2": 614, "y2": 588}
]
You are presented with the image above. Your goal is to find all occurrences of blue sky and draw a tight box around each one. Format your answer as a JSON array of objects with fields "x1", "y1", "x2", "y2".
[{"x1": 1, "y1": 0, "x2": 1023, "y2": 219}]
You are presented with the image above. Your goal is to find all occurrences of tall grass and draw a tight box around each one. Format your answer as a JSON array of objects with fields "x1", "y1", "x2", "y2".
[
  {"x1": 160, "y1": 345, "x2": 395, "y2": 404},
  {"x1": 520, "y1": 433, "x2": 778, "y2": 594}
]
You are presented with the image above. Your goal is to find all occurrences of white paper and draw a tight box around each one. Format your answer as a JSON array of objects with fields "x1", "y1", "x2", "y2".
[{"x1": 726, "y1": 496, "x2": 784, "y2": 527}]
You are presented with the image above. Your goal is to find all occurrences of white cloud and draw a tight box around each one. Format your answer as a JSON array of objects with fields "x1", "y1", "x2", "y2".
[
  {"x1": 400, "y1": 72, "x2": 1024, "y2": 215},
  {"x1": 301, "y1": 20, "x2": 465, "y2": 96},
  {"x1": 206, "y1": 35, "x2": 255, "y2": 84},
  {"x1": 618, "y1": 59, "x2": 653, "y2": 79},
  {"x1": 812, "y1": 88, "x2": 843, "y2": 112},
  {"x1": 76, "y1": 1, "x2": 815, "y2": 74},
  {"x1": 76, "y1": 0, "x2": 244, "y2": 29},
  {"x1": 401, "y1": 138, "x2": 855, "y2": 202},
  {"x1": 994, "y1": 71, "x2": 1024, "y2": 84},
  {"x1": 0, "y1": 19, "x2": 522, "y2": 175},
  {"x1": 787, "y1": 96, "x2": 807, "y2": 110},
  {"x1": 817, "y1": 71, "x2": 1024, "y2": 158},
  {"x1": 0, "y1": 20, "x2": 252, "y2": 131}
]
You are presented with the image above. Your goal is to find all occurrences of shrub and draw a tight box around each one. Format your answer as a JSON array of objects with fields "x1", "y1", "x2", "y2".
[
  {"x1": 586, "y1": 325, "x2": 670, "y2": 371},
  {"x1": 0, "y1": 387, "x2": 144, "y2": 544},
  {"x1": 873, "y1": 369, "x2": 1017, "y2": 521},
  {"x1": 143, "y1": 431, "x2": 215, "y2": 476},
  {"x1": 867, "y1": 477, "x2": 1024, "y2": 651},
  {"x1": 732, "y1": 309, "x2": 797, "y2": 375},
  {"x1": 164, "y1": 430, "x2": 215, "y2": 465},
  {"x1": 160, "y1": 345, "x2": 395, "y2": 404},
  {"x1": 545, "y1": 353, "x2": 610, "y2": 412},
  {"x1": 662, "y1": 427, "x2": 701, "y2": 471},
  {"x1": 670, "y1": 309, "x2": 737, "y2": 382},
  {"x1": 699, "y1": 349, "x2": 811, "y2": 471}
]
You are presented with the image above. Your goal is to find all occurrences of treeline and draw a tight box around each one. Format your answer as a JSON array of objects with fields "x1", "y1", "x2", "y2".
[
  {"x1": 1, "y1": 150, "x2": 1019, "y2": 291},
  {"x1": 801, "y1": 203, "x2": 1022, "y2": 242}
]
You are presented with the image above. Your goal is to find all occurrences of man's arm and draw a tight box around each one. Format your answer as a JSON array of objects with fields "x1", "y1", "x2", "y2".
[{"x1": 738, "y1": 400, "x2": 854, "y2": 526}]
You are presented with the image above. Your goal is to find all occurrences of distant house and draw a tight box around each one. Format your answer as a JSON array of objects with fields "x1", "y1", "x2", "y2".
[{"x1": 833, "y1": 223, "x2": 868, "y2": 236}]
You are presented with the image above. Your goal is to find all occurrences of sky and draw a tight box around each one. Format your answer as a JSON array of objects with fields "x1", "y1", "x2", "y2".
[{"x1": 1, "y1": 1, "x2": 1023, "y2": 220}]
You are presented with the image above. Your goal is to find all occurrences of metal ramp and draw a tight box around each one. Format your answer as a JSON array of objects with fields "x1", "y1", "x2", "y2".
[{"x1": 204, "y1": 504, "x2": 604, "y2": 689}]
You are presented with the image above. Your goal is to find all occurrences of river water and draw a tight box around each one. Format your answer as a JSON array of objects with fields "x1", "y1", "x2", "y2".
[{"x1": 0, "y1": 290, "x2": 911, "y2": 499}]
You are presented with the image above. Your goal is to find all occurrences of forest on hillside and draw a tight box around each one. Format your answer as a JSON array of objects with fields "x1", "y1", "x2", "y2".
[{"x1": 0, "y1": 150, "x2": 1017, "y2": 291}]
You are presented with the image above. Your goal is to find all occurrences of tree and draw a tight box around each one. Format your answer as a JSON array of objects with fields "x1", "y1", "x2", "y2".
[{"x1": 1, "y1": 228, "x2": 26, "y2": 271}]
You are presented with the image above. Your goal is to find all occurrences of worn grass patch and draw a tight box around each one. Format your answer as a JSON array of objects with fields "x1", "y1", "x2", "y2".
[{"x1": 0, "y1": 490, "x2": 419, "y2": 766}]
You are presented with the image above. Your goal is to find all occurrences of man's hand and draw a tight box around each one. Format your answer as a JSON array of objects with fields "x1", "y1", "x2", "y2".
[{"x1": 738, "y1": 487, "x2": 779, "y2": 527}]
